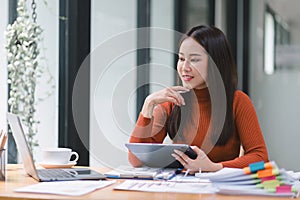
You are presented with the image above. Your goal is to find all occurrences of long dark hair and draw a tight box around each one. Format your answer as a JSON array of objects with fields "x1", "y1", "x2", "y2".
[{"x1": 166, "y1": 25, "x2": 238, "y2": 146}]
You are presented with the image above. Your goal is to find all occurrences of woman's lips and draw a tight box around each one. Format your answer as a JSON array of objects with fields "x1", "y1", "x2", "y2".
[{"x1": 182, "y1": 75, "x2": 194, "y2": 81}]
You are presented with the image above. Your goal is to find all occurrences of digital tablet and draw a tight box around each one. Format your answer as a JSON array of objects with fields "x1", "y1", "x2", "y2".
[{"x1": 125, "y1": 143, "x2": 197, "y2": 168}]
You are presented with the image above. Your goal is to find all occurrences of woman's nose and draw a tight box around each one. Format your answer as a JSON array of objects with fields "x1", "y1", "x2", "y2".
[{"x1": 182, "y1": 60, "x2": 192, "y2": 71}]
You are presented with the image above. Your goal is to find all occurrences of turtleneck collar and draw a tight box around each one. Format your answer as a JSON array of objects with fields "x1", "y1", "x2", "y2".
[{"x1": 192, "y1": 87, "x2": 210, "y2": 102}]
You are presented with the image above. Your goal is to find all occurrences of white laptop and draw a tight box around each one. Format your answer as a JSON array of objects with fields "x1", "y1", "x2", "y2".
[{"x1": 6, "y1": 112, "x2": 106, "y2": 182}]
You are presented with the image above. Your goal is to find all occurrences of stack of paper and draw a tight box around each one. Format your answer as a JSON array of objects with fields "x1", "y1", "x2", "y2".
[
  {"x1": 114, "y1": 180, "x2": 218, "y2": 194},
  {"x1": 15, "y1": 180, "x2": 116, "y2": 196},
  {"x1": 196, "y1": 161, "x2": 299, "y2": 197}
]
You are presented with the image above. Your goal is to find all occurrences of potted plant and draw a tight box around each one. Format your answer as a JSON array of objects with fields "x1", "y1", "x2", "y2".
[{"x1": 5, "y1": 0, "x2": 43, "y2": 152}]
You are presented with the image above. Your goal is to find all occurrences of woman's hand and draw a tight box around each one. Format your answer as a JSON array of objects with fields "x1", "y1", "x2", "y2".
[
  {"x1": 172, "y1": 146, "x2": 223, "y2": 173},
  {"x1": 141, "y1": 86, "x2": 189, "y2": 118}
]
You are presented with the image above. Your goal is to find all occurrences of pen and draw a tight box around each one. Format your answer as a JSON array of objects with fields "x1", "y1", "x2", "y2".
[
  {"x1": 184, "y1": 169, "x2": 190, "y2": 177},
  {"x1": 154, "y1": 168, "x2": 182, "y2": 180},
  {"x1": 167, "y1": 171, "x2": 177, "y2": 180},
  {"x1": 0, "y1": 133, "x2": 8, "y2": 149},
  {"x1": 168, "y1": 168, "x2": 183, "y2": 180},
  {"x1": 0, "y1": 130, "x2": 3, "y2": 145}
]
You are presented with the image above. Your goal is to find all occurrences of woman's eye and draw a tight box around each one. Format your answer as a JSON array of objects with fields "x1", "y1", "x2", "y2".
[
  {"x1": 191, "y1": 58, "x2": 200, "y2": 62},
  {"x1": 178, "y1": 57, "x2": 185, "y2": 62}
]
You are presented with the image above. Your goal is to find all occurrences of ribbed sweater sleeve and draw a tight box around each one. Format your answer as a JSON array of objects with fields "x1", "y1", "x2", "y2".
[
  {"x1": 128, "y1": 104, "x2": 170, "y2": 166},
  {"x1": 221, "y1": 91, "x2": 269, "y2": 168}
]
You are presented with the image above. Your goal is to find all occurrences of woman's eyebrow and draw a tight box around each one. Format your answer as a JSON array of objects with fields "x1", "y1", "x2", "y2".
[
  {"x1": 178, "y1": 52, "x2": 203, "y2": 56},
  {"x1": 189, "y1": 53, "x2": 202, "y2": 57}
]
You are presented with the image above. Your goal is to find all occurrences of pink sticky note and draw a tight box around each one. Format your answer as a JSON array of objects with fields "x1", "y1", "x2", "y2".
[
  {"x1": 276, "y1": 185, "x2": 292, "y2": 193},
  {"x1": 261, "y1": 175, "x2": 276, "y2": 182}
]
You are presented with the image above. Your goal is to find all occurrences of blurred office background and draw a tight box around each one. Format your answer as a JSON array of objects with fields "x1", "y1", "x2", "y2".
[{"x1": 0, "y1": 0, "x2": 299, "y2": 170}]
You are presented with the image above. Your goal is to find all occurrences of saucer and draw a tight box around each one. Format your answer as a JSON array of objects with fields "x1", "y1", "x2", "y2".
[{"x1": 39, "y1": 161, "x2": 77, "y2": 169}]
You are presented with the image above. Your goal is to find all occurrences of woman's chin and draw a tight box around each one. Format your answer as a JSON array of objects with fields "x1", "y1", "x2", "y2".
[{"x1": 182, "y1": 84, "x2": 193, "y2": 90}]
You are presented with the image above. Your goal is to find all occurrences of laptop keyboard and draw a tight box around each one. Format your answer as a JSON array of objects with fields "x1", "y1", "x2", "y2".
[{"x1": 37, "y1": 169, "x2": 75, "y2": 180}]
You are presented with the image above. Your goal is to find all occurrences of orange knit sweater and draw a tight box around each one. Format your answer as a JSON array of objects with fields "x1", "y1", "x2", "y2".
[{"x1": 129, "y1": 88, "x2": 268, "y2": 168}]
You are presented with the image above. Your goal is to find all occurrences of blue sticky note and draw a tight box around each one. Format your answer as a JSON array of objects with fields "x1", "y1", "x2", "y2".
[{"x1": 249, "y1": 161, "x2": 265, "y2": 173}]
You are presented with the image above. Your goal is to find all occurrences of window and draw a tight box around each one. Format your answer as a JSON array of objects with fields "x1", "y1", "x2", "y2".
[{"x1": 264, "y1": 7, "x2": 275, "y2": 75}]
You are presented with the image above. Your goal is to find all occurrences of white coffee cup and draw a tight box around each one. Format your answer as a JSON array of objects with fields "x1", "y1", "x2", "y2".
[{"x1": 41, "y1": 148, "x2": 79, "y2": 164}]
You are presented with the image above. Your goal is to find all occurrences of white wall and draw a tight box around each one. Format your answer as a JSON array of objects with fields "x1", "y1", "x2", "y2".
[
  {"x1": 215, "y1": 0, "x2": 227, "y2": 32},
  {"x1": 33, "y1": 0, "x2": 59, "y2": 161},
  {"x1": 0, "y1": 0, "x2": 59, "y2": 162},
  {"x1": 249, "y1": 0, "x2": 300, "y2": 171},
  {"x1": 0, "y1": 1, "x2": 8, "y2": 132},
  {"x1": 90, "y1": 0, "x2": 176, "y2": 168},
  {"x1": 90, "y1": 0, "x2": 137, "y2": 168},
  {"x1": 150, "y1": 0, "x2": 174, "y2": 144},
  {"x1": 150, "y1": 0, "x2": 174, "y2": 94}
]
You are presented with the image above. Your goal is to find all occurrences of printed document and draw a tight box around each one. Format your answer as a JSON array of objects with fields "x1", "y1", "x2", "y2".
[
  {"x1": 114, "y1": 180, "x2": 218, "y2": 194},
  {"x1": 15, "y1": 180, "x2": 116, "y2": 196}
]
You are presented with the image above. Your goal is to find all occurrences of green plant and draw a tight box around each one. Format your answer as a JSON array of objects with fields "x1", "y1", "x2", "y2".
[{"x1": 5, "y1": 0, "x2": 43, "y2": 152}]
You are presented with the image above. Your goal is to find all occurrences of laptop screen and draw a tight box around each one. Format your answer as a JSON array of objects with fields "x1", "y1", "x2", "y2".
[
  {"x1": 6, "y1": 113, "x2": 40, "y2": 180},
  {"x1": 7, "y1": 112, "x2": 107, "y2": 182}
]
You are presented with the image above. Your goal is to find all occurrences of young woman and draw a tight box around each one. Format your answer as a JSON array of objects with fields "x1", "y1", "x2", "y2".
[{"x1": 128, "y1": 25, "x2": 268, "y2": 173}]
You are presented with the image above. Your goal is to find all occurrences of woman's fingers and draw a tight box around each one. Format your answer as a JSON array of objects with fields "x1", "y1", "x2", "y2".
[
  {"x1": 191, "y1": 146, "x2": 207, "y2": 160},
  {"x1": 166, "y1": 86, "x2": 189, "y2": 106},
  {"x1": 167, "y1": 91, "x2": 184, "y2": 106},
  {"x1": 172, "y1": 86, "x2": 190, "y2": 93},
  {"x1": 172, "y1": 147, "x2": 212, "y2": 172},
  {"x1": 171, "y1": 153, "x2": 186, "y2": 167},
  {"x1": 146, "y1": 86, "x2": 189, "y2": 107},
  {"x1": 172, "y1": 149, "x2": 191, "y2": 168}
]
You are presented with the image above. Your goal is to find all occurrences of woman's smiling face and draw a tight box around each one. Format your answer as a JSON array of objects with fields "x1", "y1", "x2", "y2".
[{"x1": 177, "y1": 37, "x2": 208, "y2": 89}]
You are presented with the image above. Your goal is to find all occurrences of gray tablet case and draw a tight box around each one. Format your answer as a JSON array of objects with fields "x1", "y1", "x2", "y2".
[{"x1": 125, "y1": 143, "x2": 197, "y2": 168}]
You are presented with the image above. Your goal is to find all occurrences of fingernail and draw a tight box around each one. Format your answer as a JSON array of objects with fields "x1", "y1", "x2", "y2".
[{"x1": 178, "y1": 91, "x2": 186, "y2": 94}]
